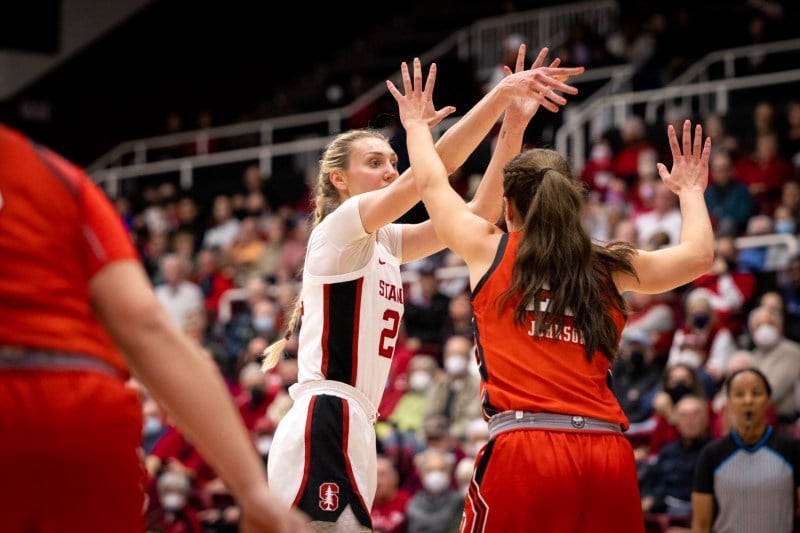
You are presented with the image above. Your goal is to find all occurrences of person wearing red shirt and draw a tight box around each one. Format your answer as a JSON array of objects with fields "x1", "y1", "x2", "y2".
[
  {"x1": 0, "y1": 123, "x2": 309, "y2": 532},
  {"x1": 371, "y1": 455, "x2": 412, "y2": 533},
  {"x1": 390, "y1": 56, "x2": 714, "y2": 531}
]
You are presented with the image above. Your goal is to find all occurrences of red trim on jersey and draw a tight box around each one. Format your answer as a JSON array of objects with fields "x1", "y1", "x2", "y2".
[
  {"x1": 340, "y1": 401, "x2": 370, "y2": 515},
  {"x1": 292, "y1": 396, "x2": 316, "y2": 508},
  {"x1": 465, "y1": 477, "x2": 489, "y2": 533},
  {"x1": 350, "y1": 278, "x2": 364, "y2": 387}
]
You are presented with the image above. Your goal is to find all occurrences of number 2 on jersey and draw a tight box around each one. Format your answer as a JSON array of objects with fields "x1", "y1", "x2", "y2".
[{"x1": 378, "y1": 308, "x2": 400, "y2": 358}]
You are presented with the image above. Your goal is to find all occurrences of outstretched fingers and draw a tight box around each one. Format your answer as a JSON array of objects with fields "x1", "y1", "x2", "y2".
[
  {"x1": 692, "y1": 123, "x2": 703, "y2": 158},
  {"x1": 529, "y1": 46, "x2": 547, "y2": 71},
  {"x1": 682, "y1": 120, "x2": 692, "y2": 160},
  {"x1": 412, "y1": 58, "x2": 423, "y2": 95},
  {"x1": 401, "y1": 61, "x2": 412, "y2": 95},
  {"x1": 423, "y1": 61, "x2": 437, "y2": 98},
  {"x1": 667, "y1": 124, "x2": 681, "y2": 162}
]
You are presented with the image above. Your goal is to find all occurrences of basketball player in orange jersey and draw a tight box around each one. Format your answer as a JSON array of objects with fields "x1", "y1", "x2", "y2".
[
  {"x1": 0, "y1": 123, "x2": 310, "y2": 532},
  {"x1": 260, "y1": 47, "x2": 584, "y2": 532},
  {"x1": 389, "y1": 58, "x2": 714, "y2": 532}
]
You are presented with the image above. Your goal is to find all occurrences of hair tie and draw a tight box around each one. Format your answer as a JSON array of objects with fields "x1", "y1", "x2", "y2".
[{"x1": 538, "y1": 167, "x2": 555, "y2": 179}]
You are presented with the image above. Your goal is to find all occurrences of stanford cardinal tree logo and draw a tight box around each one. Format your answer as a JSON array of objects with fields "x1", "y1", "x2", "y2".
[{"x1": 319, "y1": 482, "x2": 339, "y2": 511}]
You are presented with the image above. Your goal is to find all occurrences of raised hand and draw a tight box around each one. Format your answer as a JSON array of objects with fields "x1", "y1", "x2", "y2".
[
  {"x1": 497, "y1": 45, "x2": 585, "y2": 115},
  {"x1": 386, "y1": 58, "x2": 443, "y2": 130},
  {"x1": 656, "y1": 120, "x2": 712, "y2": 195},
  {"x1": 386, "y1": 58, "x2": 456, "y2": 130}
]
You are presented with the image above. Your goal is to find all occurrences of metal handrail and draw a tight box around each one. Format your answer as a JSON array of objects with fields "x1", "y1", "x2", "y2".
[
  {"x1": 555, "y1": 69, "x2": 800, "y2": 172},
  {"x1": 87, "y1": 1, "x2": 620, "y2": 194},
  {"x1": 643, "y1": 37, "x2": 800, "y2": 122}
]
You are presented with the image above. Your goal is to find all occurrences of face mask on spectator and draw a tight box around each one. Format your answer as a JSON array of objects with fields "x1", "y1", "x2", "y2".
[
  {"x1": 256, "y1": 435, "x2": 273, "y2": 456},
  {"x1": 161, "y1": 492, "x2": 187, "y2": 511},
  {"x1": 775, "y1": 220, "x2": 796, "y2": 234},
  {"x1": 691, "y1": 313, "x2": 710, "y2": 330},
  {"x1": 444, "y1": 356, "x2": 467, "y2": 376},
  {"x1": 408, "y1": 371, "x2": 432, "y2": 392},
  {"x1": 253, "y1": 316, "x2": 275, "y2": 332},
  {"x1": 666, "y1": 382, "x2": 692, "y2": 405},
  {"x1": 753, "y1": 324, "x2": 780, "y2": 348},
  {"x1": 249, "y1": 387, "x2": 266, "y2": 405},
  {"x1": 143, "y1": 416, "x2": 163, "y2": 437},
  {"x1": 629, "y1": 350, "x2": 645, "y2": 372},
  {"x1": 422, "y1": 470, "x2": 450, "y2": 494}
]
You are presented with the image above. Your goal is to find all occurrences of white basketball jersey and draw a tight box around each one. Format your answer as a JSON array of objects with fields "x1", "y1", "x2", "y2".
[{"x1": 296, "y1": 201, "x2": 405, "y2": 410}]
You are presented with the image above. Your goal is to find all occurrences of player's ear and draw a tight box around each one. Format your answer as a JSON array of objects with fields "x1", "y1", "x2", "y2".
[{"x1": 329, "y1": 171, "x2": 347, "y2": 191}]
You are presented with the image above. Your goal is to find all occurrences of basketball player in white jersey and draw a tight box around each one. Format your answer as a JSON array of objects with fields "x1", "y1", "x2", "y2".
[{"x1": 260, "y1": 47, "x2": 584, "y2": 532}]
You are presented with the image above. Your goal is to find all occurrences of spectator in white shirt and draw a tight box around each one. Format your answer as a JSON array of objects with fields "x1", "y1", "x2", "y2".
[{"x1": 154, "y1": 253, "x2": 204, "y2": 329}]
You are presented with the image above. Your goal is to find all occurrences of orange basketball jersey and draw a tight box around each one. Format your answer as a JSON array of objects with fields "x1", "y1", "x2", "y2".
[{"x1": 470, "y1": 231, "x2": 629, "y2": 429}]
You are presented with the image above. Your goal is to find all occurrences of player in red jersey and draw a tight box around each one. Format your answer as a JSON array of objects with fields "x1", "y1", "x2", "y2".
[
  {"x1": 0, "y1": 124, "x2": 309, "y2": 533},
  {"x1": 389, "y1": 58, "x2": 714, "y2": 532}
]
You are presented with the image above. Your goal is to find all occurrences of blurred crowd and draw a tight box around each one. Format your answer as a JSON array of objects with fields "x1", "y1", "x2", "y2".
[
  {"x1": 110, "y1": 4, "x2": 800, "y2": 531},
  {"x1": 123, "y1": 95, "x2": 800, "y2": 530}
]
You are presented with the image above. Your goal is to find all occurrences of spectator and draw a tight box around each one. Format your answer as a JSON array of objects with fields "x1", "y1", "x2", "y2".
[
  {"x1": 624, "y1": 290, "x2": 678, "y2": 364},
  {"x1": 691, "y1": 236, "x2": 758, "y2": 336},
  {"x1": 264, "y1": 352, "x2": 299, "y2": 430},
  {"x1": 148, "y1": 470, "x2": 204, "y2": 533},
  {"x1": 633, "y1": 181, "x2": 682, "y2": 249},
  {"x1": 141, "y1": 391, "x2": 170, "y2": 455},
  {"x1": 734, "y1": 130, "x2": 794, "y2": 216},
  {"x1": 234, "y1": 362, "x2": 274, "y2": 432},
  {"x1": 424, "y1": 334, "x2": 482, "y2": 441},
  {"x1": 254, "y1": 214, "x2": 293, "y2": 283},
  {"x1": 403, "y1": 262, "x2": 451, "y2": 358},
  {"x1": 667, "y1": 288, "x2": 737, "y2": 386},
  {"x1": 221, "y1": 274, "x2": 271, "y2": 361},
  {"x1": 747, "y1": 305, "x2": 800, "y2": 427},
  {"x1": 704, "y1": 150, "x2": 754, "y2": 237},
  {"x1": 230, "y1": 215, "x2": 267, "y2": 285},
  {"x1": 380, "y1": 353, "x2": 441, "y2": 459},
  {"x1": 195, "y1": 247, "x2": 236, "y2": 324},
  {"x1": 640, "y1": 394, "x2": 710, "y2": 522},
  {"x1": 775, "y1": 180, "x2": 800, "y2": 231},
  {"x1": 642, "y1": 363, "x2": 709, "y2": 461},
  {"x1": 202, "y1": 195, "x2": 241, "y2": 251},
  {"x1": 154, "y1": 253, "x2": 205, "y2": 329},
  {"x1": 610, "y1": 115, "x2": 657, "y2": 188},
  {"x1": 371, "y1": 455, "x2": 411, "y2": 533},
  {"x1": 704, "y1": 113, "x2": 740, "y2": 158},
  {"x1": 461, "y1": 417, "x2": 490, "y2": 460},
  {"x1": 440, "y1": 289, "x2": 474, "y2": 342},
  {"x1": 405, "y1": 448, "x2": 464, "y2": 533},
  {"x1": 275, "y1": 215, "x2": 311, "y2": 283},
  {"x1": 174, "y1": 195, "x2": 206, "y2": 254},
  {"x1": 611, "y1": 328, "x2": 662, "y2": 429},
  {"x1": 777, "y1": 255, "x2": 800, "y2": 342},
  {"x1": 779, "y1": 99, "x2": 800, "y2": 165}
]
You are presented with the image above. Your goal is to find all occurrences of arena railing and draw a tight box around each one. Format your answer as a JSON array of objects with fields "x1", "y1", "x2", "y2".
[
  {"x1": 88, "y1": 1, "x2": 619, "y2": 197},
  {"x1": 555, "y1": 67, "x2": 800, "y2": 173},
  {"x1": 643, "y1": 37, "x2": 800, "y2": 123}
]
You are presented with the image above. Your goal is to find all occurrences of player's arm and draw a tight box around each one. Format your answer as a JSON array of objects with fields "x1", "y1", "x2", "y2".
[
  {"x1": 690, "y1": 492, "x2": 713, "y2": 532},
  {"x1": 89, "y1": 260, "x2": 309, "y2": 532},
  {"x1": 615, "y1": 121, "x2": 714, "y2": 295}
]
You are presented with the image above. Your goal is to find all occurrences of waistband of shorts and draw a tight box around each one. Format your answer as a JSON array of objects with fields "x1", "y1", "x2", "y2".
[
  {"x1": 289, "y1": 380, "x2": 379, "y2": 425},
  {"x1": 488, "y1": 411, "x2": 623, "y2": 439},
  {"x1": 0, "y1": 347, "x2": 127, "y2": 380}
]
